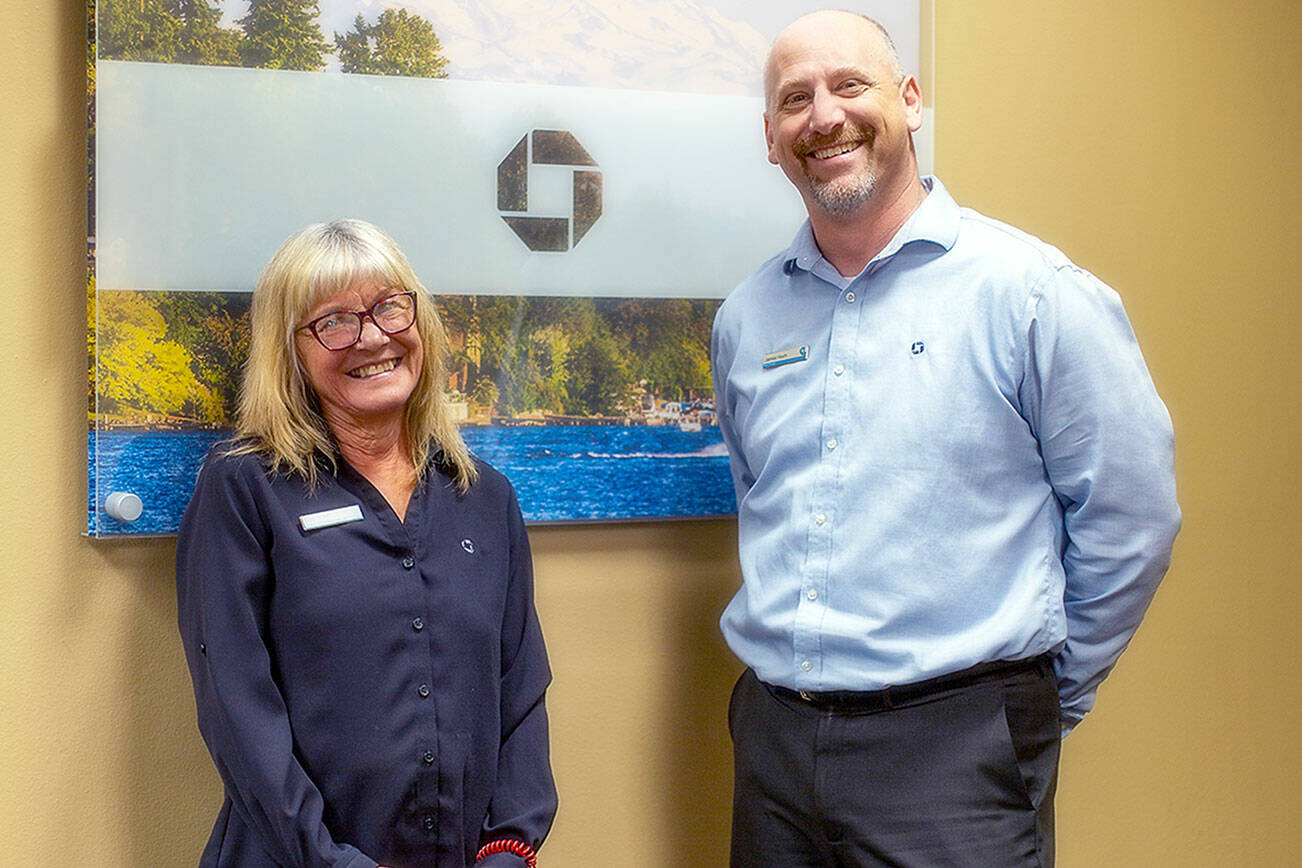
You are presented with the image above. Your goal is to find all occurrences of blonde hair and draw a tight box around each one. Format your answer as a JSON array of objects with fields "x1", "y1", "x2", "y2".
[{"x1": 231, "y1": 219, "x2": 477, "y2": 491}]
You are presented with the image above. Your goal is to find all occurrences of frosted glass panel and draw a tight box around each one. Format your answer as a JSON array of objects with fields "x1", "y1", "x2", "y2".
[{"x1": 88, "y1": 0, "x2": 928, "y2": 536}]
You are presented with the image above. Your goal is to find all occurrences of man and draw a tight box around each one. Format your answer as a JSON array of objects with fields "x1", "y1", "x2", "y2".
[{"x1": 710, "y1": 10, "x2": 1180, "y2": 867}]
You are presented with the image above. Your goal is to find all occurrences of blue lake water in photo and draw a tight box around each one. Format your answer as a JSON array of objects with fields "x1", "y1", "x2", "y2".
[{"x1": 87, "y1": 425, "x2": 737, "y2": 536}]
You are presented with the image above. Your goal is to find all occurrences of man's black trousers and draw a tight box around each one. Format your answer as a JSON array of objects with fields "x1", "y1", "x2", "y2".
[{"x1": 728, "y1": 656, "x2": 1061, "y2": 867}]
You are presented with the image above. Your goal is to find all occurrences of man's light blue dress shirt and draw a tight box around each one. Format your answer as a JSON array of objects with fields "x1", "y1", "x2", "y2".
[{"x1": 710, "y1": 177, "x2": 1180, "y2": 730}]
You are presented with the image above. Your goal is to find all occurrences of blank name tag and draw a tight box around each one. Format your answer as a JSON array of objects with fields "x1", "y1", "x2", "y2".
[{"x1": 299, "y1": 504, "x2": 364, "y2": 532}]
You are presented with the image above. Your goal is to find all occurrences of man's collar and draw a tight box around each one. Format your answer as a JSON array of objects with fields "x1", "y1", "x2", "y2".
[{"x1": 780, "y1": 176, "x2": 960, "y2": 278}]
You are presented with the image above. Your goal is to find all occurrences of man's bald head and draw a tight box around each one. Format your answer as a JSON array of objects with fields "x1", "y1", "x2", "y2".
[{"x1": 763, "y1": 11, "x2": 907, "y2": 115}]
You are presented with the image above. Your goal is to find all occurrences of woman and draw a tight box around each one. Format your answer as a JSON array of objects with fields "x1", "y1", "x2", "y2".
[{"x1": 177, "y1": 220, "x2": 555, "y2": 868}]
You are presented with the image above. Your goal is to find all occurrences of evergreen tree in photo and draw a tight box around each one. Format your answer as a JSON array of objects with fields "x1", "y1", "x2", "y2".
[
  {"x1": 97, "y1": 0, "x2": 242, "y2": 66},
  {"x1": 98, "y1": 0, "x2": 184, "y2": 62},
  {"x1": 336, "y1": 9, "x2": 449, "y2": 78},
  {"x1": 239, "y1": 0, "x2": 330, "y2": 71},
  {"x1": 175, "y1": 0, "x2": 242, "y2": 66}
]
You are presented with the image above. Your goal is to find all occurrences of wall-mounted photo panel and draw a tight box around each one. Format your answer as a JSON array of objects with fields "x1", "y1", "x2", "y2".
[{"x1": 88, "y1": 0, "x2": 930, "y2": 536}]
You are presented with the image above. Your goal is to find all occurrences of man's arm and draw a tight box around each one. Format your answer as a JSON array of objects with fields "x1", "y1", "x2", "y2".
[
  {"x1": 1018, "y1": 266, "x2": 1181, "y2": 733},
  {"x1": 711, "y1": 302, "x2": 755, "y2": 499}
]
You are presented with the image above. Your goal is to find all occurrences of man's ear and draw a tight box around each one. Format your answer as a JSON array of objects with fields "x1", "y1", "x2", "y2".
[
  {"x1": 764, "y1": 112, "x2": 779, "y2": 165},
  {"x1": 901, "y1": 74, "x2": 924, "y2": 133}
]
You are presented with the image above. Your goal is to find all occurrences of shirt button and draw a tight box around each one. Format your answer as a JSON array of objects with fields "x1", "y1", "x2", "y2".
[
  {"x1": 417, "y1": 683, "x2": 430, "y2": 698},
  {"x1": 422, "y1": 750, "x2": 435, "y2": 765},
  {"x1": 845, "y1": 291, "x2": 856, "y2": 303},
  {"x1": 814, "y1": 513, "x2": 826, "y2": 525},
  {"x1": 422, "y1": 815, "x2": 435, "y2": 831},
  {"x1": 801, "y1": 660, "x2": 813, "y2": 671},
  {"x1": 807, "y1": 588, "x2": 818, "y2": 601},
  {"x1": 412, "y1": 617, "x2": 424, "y2": 631},
  {"x1": 401, "y1": 556, "x2": 415, "y2": 569},
  {"x1": 827, "y1": 438, "x2": 838, "y2": 450},
  {"x1": 833, "y1": 364, "x2": 844, "y2": 376}
]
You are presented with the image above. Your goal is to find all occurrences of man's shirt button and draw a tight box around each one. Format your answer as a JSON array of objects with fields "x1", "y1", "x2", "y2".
[
  {"x1": 815, "y1": 513, "x2": 827, "y2": 525},
  {"x1": 826, "y1": 438, "x2": 838, "y2": 450},
  {"x1": 844, "y1": 291, "x2": 856, "y2": 303},
  {"x1": 418, "y1": 683, "x2": 430, "y2": 698},
  {"x1": 833, "y1": 364, "x2": 844, "y2": 376},
  {"x1": 422, "y1": 750, "x2": 435, "y2": 765},
  {"x1": 801, "y1": 660, "x2": 813, "y2": 671},
  {"x1": 412, "y1": 617, "x2": 424, "y2": 631},
  {"x1": 401, "y1": 556, "x2": 415, "y2": 569},
  {"x1": 807, "y1": 588, "x2": 818, "y2": 601}
]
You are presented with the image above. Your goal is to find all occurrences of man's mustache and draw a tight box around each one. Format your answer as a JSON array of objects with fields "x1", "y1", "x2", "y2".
[{"x1": 793, "y1": 125, "x2": 876, "y2": 158}]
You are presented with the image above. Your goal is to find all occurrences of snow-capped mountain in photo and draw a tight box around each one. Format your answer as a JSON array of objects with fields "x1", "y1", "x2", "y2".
[{"x1": 317, "y1": 0, "x2": 769, "y2": 95}]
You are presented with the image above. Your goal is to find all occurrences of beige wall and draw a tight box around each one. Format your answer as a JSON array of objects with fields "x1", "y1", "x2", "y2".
[{"x1": 1, "y1": 0, "x2": 1297, "y2": 864}]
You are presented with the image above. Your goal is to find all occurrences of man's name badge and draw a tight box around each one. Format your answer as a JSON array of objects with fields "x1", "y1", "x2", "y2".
[
  {"x1": 299, "y1": 504, "x2": 364, "y2": 532},
  {"x1": 762, "y1": 345, "x2": 810, "y2": 369}
]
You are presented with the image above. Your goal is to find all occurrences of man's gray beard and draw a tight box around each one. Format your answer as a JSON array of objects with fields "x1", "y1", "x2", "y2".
[{"x1": 808, "y1": 170, "x2": 877, "y2": 217}]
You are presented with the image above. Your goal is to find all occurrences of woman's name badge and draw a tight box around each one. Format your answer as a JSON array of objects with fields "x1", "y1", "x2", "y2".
[
  {"x1": 299, "y1": 504, "x2": 364, "y2": 532},
  {"x1": 762, "y1": 345, "x2": 809, "y2": 369}
]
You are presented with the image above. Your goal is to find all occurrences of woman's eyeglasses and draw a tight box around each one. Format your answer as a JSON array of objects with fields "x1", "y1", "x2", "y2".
[{"x1": 297, "y1": 291, "x2": 418, "y2": 351}]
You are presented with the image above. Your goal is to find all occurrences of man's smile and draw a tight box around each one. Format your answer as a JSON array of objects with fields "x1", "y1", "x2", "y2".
[
  {"x1": 793, "y1": 124, "x2": 876, "y2": 166},
  {"x1": 807, "y1": 140, "x2": 864, "y2": 160}
]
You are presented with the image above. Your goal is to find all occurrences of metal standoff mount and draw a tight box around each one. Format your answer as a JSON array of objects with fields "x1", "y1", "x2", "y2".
[{"x1": 104, "y1": 491, "x2": 144, "y2": 522}]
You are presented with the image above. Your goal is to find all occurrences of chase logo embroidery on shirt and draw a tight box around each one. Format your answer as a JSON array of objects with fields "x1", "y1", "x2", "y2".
[
  {"x1": 298, "y1": 504, "x2": 364, "y2": 532},
  {"x1": 762, "y1": 345, "x2": 810, "y2": 369},
  {"x1": 910, "y1": 341, "x2": 926, "y2": 355}
]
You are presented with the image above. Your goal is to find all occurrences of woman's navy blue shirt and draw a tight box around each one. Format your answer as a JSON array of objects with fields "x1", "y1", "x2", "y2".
[{"x1": 176, "y1": 447, "x2": 556, "y2": 867}]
